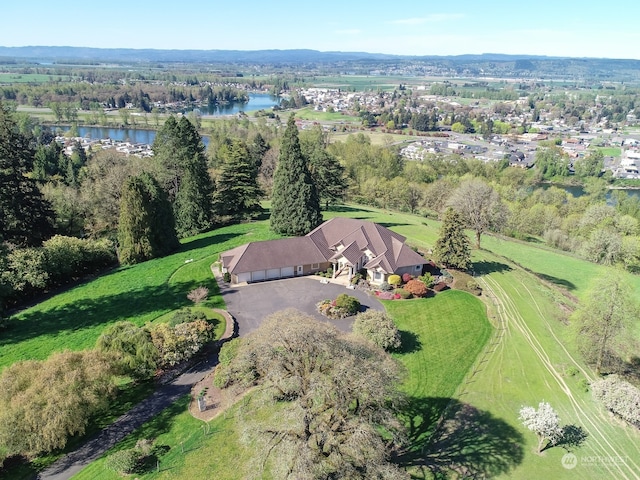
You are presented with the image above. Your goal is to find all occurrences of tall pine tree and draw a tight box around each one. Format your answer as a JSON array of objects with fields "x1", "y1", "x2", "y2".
[
  {"x1": 117, "y1": 172, "x2": 179, "y2": 265},
  {"x1": 0, "y1": 101, "x2": 54, "y2": 246},
  {"x1": 212, "y1": 140, "x2": 263, "y2": 220},
  {"x1": 152, "y1": 116, "x2": 214, "y2": 237},
  {"x1": 270, "y1": 115, "x2": 322, "y2": 236},
  {"x1": 433, "y1": 207, "x2": 471, "y2": 270}
]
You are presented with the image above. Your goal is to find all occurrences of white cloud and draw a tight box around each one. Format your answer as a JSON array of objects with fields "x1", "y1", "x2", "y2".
[{"x1": 390, "y1": 13, "x2": 464, "y2": 25}]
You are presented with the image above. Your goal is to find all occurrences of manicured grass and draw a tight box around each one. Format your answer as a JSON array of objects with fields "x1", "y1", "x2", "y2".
[
  {"x1": 386, "y1": 290, "x2": 492, "y2": 400},
  {"x1": 0, "y1": 73, "x2": 70, "y2": 83},
  {"x1": 596, "y1": 146, "x2": 622, "y2": 157},
  {"x1": 1, "y1": 222, "x2": 280, "y2": 370},
  {"x1": 72, "y1": 396, "x2": 249, "y2": 480},
  {"x1": 294, "y1": 107, "x2": 360, "y2": 122}
]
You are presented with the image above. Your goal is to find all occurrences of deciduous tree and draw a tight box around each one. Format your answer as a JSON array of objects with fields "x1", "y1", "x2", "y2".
[
  {"x1": 518, "y1": 402, "x2": 563, "y2": 453},
  {"x1": 571, "y1": 272, "x2": 638, "y2": 374},
  {"x1": 215, "y1": 310, "x2": 408, "y2": 479},
  {"x1": 447, "y1": 178, "x2": 506, "y2": 248}
]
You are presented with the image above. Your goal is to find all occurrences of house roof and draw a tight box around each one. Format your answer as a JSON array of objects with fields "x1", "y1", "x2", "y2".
[{"x1": 221, "y1": 218, "x2": 426, "y2": 275}]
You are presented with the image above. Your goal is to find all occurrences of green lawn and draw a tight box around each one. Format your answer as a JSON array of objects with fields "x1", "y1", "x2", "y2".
[
  {"x1": 5, "y1": 204, "x2": 640, "y2": 479},
  {"x1": 294, "y1": 107, "x2": 360, "y2": 122},
  {"x1": 1, "y1": 221, "x2": 280, "y2": 370}
]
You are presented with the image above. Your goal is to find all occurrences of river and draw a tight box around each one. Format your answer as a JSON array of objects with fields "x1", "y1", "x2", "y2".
[
  {"x1": 539, "y1": 183, "x2": 640, "y2": 202},
  {"x1": 58, "y1": 93, "x2": 279, "y2": 145}
]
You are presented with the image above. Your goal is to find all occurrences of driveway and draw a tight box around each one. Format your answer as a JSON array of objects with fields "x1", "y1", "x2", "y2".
[{"x1": 220, "y1": 277, "x2": 383, "y2": 336}]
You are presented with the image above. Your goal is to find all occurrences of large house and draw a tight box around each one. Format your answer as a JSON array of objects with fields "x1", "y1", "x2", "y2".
[{"x1": 220, "y1": 217, "x2": 427, "y2": 285}]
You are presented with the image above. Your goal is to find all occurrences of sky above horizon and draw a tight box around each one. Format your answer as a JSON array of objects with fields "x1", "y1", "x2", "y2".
[{"x1": 2, "y1": 0, "x2": 638, "y2": 60}]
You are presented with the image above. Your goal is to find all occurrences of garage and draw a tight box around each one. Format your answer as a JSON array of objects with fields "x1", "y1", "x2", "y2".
[
  {"x1": 236, "y1": 272, "x2": 251, "y2": 283},
  {"x1": 251, "y1": 270, "x2": 266, "y2": 282},
  {"x1": 281, "y1": 266, "x2": 295, "y2": 278},
  {"x1": 267, "y1": 268, "x2": 281, "y2": 280}
]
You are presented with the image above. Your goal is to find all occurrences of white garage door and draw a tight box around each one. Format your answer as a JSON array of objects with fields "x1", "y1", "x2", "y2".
[
  {"x1": 237, "y1": 272, "x2": 251, "y2": 283},
  {"x1": 267, "y1": 268, "x2": 281, "y2": 279},
  {"x1": 251, "y1": 270, "x2": 266, "y2": 281},
  {"x1": 281, "y1": 267, "x2": 294, "y2": 278}
]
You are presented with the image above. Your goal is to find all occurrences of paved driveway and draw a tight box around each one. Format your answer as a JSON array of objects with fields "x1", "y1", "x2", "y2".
[{"x1": 220, "y1": 277, "x2": 384, "y2": 336}]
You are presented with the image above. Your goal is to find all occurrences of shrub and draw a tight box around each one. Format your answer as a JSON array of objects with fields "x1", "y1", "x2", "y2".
[
  {"x1": 466, "y1": 279, "x2": 480, "y2": 291},
  {"x1": 402, "y1": 273, "x2": 413, "y2": 283},
  {"x1": 433, "y1": 282, "x2": 449, "y2": 292},
  {"x1": 405, "y1": 279, "x2": 428, "y2": 297},
  {"x1": 223, "y1": 271, "x2": 231, "y2": 283},
  {"x1": 591, "y1": 375, "x2": 640, "y2": 427},
  {"x1": 394, "y1": 288, "x2": 412, "y2": 299},
  {"x1": 187, "y1": 286, "x2": 209, "y2": 304},
  {"x1": 418, "y1": 273, "x2": 435, "y2": 288},
  {"x1": 105, "y1": 449, "x2": 140, "y2": 475},
  {"x1": 334, "y1": 294, "x2": 361, "y2": 315},
  {"x1": 376, "y1": 291, "x2": 396, "y2": 300},
  {"x1": 169, "y1": 308, "x2": 207, "y2": 327},
  {"x1": 353, "y1": 310, "x2": 401, "y2": 351},
  {"x1": 379, "y1": 281, "x2": 392, "y2": 292},
  {"x1": 388, "y1": 274, "x2": 402, "y2": 287}
]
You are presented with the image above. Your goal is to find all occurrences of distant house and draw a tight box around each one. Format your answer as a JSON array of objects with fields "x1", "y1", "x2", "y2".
[{"x1": 220, "y1": 218, "x2": 427, "y2": 285}]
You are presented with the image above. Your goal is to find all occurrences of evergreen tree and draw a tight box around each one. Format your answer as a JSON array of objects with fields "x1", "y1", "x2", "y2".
[
  {"x1": 0, "y1": 101, "x2": 54, "y2": 246},
  {"x1": 174, "y1": 155, "x2": 214, "y2": 237},
  {"x1": 433, "y1": 207, "x2": 471, "y2": 270},
  {"x1": 270, "y1": 115, "x2": 322, "y2": 236},
  {"x1": 117, "y1": 172, "x2": 179, "y2": 265},
  {"x1": 152, "y1": 116, "x2": 214, "y2": 237},
  {"x1": 213, "y1": 140, "x2": 263, "y2": 220}
]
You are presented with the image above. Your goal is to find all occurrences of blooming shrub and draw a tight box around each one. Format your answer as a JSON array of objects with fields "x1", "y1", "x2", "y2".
[
  {"x1": 394, "y1": 288, "x2": 412, "y2": 299},
  {"x1": 316, "y1": 295, "x2": 361, "y2": 319},
  {"x1": 375, "y1": 291, "x2": 396, "y2": 300},
  {"x1": 592, "y1": 375, "x2": 640, "y2": 427},
  {"x1": 402, "y1": 273, "x2": 413, "y2": 283}
]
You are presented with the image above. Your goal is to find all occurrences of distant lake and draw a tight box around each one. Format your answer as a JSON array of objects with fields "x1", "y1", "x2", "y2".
[
  {"x1": 539, "y1": 183, "x2": 640, "y2": 202},
  {"x1": 185, "y1": 93, "x2": 280, "y2": 116}
]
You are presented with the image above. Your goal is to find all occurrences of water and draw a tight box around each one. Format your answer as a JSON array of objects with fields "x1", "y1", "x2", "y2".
[
  {"x1": 186, "y1": 93, "x2": 280, "y2": 116},
  {"x1": 56, "y1": 93, "x2": 280, "y2": 145},
  {"x1": 538, "y1": 183, "x2": 640, "y2": 202}
]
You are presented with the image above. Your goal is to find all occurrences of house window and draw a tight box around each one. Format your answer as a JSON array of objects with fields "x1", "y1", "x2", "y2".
[
  {"x1": 415, "y1": 265, "x2": 422, "y2": 271},
  {"x1": 374, "y1": 272, "x2": 382, "y2": 280},
  {"x1": 311, "y1": 263, "x2": 319, "y2": 269}
]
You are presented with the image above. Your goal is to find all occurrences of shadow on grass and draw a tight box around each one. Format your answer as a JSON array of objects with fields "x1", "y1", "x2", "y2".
[
  {"x1": 397, "y1": 330, "x2": 422, "y2": 354},
  {"x1": 555, "y1": 424, "x2": 588, "y2": 452},
  {"x1": 534, "y1": 272, "x2": 576, "y2": 291},
  {"x1": 179, "y1": 232, "x2": 244, "y2": 255},
  {"x1": 396, "y1": 397, "x2": 524, "y2": 479},
  {"x1": 472, "y1": 260, "x2": 512, "y2": 275},
  {"x1": 2, "y1": 280, "x2": 211, "y2": 348},
  {"x1": 377, "y1": 222, "x2": 410, "y2": 229}
]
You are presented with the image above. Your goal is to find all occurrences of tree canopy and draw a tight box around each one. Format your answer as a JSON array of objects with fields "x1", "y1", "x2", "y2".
[
  {"x1": 214, "y1": 309, "x2": 408, "y2": 479},
  {"x1": 270, "y1": 115, "x2": 322, "y2": 236},
  {"x1": 433, "y1": 207, "x2": 471, "y2": 270},
  {"x1": 117, "y1": 172, "x2": 179, "y2": 265}
]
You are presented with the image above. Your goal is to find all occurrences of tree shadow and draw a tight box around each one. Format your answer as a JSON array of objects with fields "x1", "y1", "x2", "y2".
[
  {"x1": 556, "y1": 425, "x2": 588, "y2": 451},
  {"x1": 377, "y1": 222, "x2": 410, "y2": 229},
  {"x1": 179, "y1": 232, "x2": 244, "y2": 254},
  {"x1": 325, "y1": 205, "x2": 371, "y2": 214},
  {"x1": 396, "y1": 330, "x2": 422, "y2": 354},
  {"x1": 534, "y1": 272, "x2": 576, "y2": 291},
  {"x1": 396, "y1": 397, "x2": 524, "y2": 479},
  {"x1": 472, "y1": 260, "x2": 512, "y2": 275}
]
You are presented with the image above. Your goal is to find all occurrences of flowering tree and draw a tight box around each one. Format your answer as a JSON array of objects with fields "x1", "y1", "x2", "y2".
[{"x1": 518, "y1": 402, "x2": 563, "y2": 453}]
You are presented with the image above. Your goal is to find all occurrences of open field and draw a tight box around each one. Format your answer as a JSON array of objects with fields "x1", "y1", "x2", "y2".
[
  {"x1": 307, "y1": 75, "x2": 418, "y2": 91},
  {"x1": 0, "y1": 73, "x2": 71, "y2": 83},
  {"x1": 294, "y1": 106, "x2": 360, "y2": 123}
]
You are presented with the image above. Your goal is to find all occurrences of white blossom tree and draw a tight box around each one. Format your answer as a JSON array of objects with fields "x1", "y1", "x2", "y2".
[{"x1": 518, "y1": 402, "x2": 563, "y2": 453}]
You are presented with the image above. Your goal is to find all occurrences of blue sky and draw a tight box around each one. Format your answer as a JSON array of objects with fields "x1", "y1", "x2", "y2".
[{"x1": 2, "y1": 0, "x2": 638, "y2": 59}]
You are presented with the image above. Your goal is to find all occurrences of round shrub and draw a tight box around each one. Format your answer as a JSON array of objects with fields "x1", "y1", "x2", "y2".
[
  {"x1": 334, "y1": 294, "x2": 361, "y2": 315},
  {"x1": 405, "y1": 279, "x2": 428, "y2": 298},
  {"x1": 402, "y1": 273, "x2": 413, "y2": 283},
  {"x1": 353, "y1": 310, "x2": 401, "y2": 351},
  {"x1": 388, "y1": 274, "x2": 402, "y2": 287},
  {"x1": 105, "y1": 449, "x2": 140, "y2": 475},
  {"x1": 379, "y1": 281, "x2": 392, "y2": 292}
]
